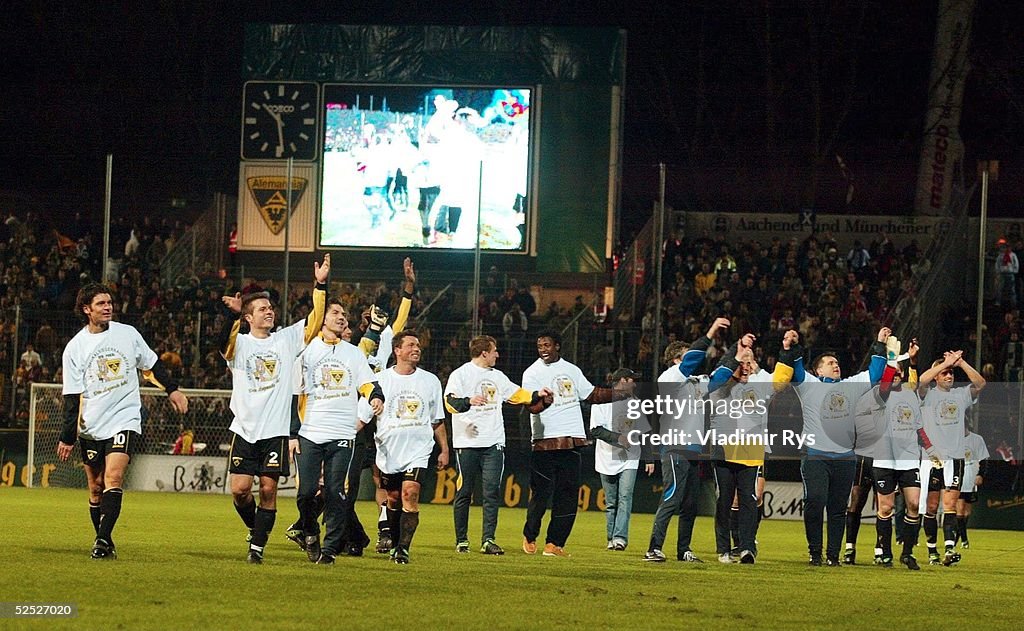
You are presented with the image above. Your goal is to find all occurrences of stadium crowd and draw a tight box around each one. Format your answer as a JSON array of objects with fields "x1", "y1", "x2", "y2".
[
  {"x1": 619, "y1": 227, "x2": 1023, "y2": 383},
  {"x1": 0, "y1": 209, "x2": 612, "y2": 429},
  {"x1": 3, "y1": 207, "x2": 1024, "y2": 430},
  {"x1": 633, "y1": 229, "x2": 935, "y2": 374}
]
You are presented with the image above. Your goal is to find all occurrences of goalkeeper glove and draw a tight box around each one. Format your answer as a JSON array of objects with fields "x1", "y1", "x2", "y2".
[
  {"x1": 885, "y1": 335, "x2": 901, "y2": 367},
  {"x1": 925, "y1": 446, "x2": 943, "y2": 468},
  {"x1": 368, "y1": 305, "x2": 389, "y2": 333}
]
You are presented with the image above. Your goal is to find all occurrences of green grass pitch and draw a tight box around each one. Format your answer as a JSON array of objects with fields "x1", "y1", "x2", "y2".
[{"x1": 2, "y1": 487, "x2": 1022, "y2": 630}]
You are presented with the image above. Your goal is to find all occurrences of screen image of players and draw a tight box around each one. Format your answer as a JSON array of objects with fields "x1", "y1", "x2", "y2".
[{"x1": 320, "y1": 85, "x2": 531, "y2": 250}]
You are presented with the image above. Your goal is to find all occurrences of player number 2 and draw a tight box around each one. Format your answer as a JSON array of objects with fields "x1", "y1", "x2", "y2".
[{"x1": 268, "y1": 451, "x2": 279, "y2": 466}]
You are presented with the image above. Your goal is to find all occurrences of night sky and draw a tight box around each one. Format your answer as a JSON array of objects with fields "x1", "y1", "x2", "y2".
[{"x1": 2, "y1": 1, "x2": 1023, "y2": 235}]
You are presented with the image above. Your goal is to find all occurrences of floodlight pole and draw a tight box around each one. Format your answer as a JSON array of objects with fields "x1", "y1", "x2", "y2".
[
  {"x1": 472, "y1": 161, "x2": 484, "y2": 335},
  {"x1": 283, "y1": 157, "x2": 293, "y2": 326},
  {"x1": 975, "y1": 163, "x2": 990, "y2": 365},
  {"x1": 652, "y1": 162, "x2": 666, "y2": 380},
  {"x1": 102, "y1": 154, "x2": 112, "y2": 282}
]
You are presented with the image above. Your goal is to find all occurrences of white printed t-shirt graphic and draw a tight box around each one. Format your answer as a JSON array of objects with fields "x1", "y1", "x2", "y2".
[
  {"x1": 227, "y1": 321, "x2": 305, "y2": 442},
  {"x1": 375, "y1": 367, "x2": 444, "y2": 473},
  {"x1": 299, "y1": 337, "x2": 376, "y2": 442},
  {"x1": 522, "y1": 357, "x2": 595, "y2": 441},
  {"x1": 445, "y1": 361, "x2": 520, "y2": 449},
  {"x1": 62, "y1": 321, "x2": 158, "y2": 440}
]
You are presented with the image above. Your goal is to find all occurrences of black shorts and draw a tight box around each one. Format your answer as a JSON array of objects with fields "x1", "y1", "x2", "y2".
[
  {"x1": 872, "y1": 467, "x2": 920, "y2": 495},
  {"x1": 854, "y1": 455, "x2": 874, "y2": 489},
  {"x1": 947, "y1": 458, "x2": 966, "y2": 491},
  {"x1": 229, "y1": 435, "x2": 290, "y2": 477},
  {"x1": 926, "y1": 458, "x2": 965, "y2": 492},
  {"x1": 79, "y1": 430, "x2": 140, "y2": 468},
  {"x1": 959, "y1": 491, "x2": 978, "y2": 504},
  {"x1": 379, "y1": 467, "x2": 428, "y2": 491}
]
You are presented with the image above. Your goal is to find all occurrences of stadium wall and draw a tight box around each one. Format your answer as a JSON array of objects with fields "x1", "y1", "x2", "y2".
[
  {"x1": 10, "y1": 431, "x2": 1024, "y2": 530},
  {"x1": 678, "y1": 211, "x2": 955, "y2": 252}
]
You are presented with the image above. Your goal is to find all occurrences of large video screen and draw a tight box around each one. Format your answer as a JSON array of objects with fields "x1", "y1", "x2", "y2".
[{"x1": 320, "y1": 84, "x2": 533, "y2": 250}]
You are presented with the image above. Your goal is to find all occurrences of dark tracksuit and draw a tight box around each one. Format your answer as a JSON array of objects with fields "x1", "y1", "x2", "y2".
[
  {"x1": 647, "y1": 336, "x2": 713, "y2": 557},
  {"x1": 776, "y1": 341, "x2": 886, "y2": 561}
]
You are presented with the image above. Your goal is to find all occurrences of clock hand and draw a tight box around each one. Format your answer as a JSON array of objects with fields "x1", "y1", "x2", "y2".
[
  {"x1": 260, "y1": 103, "x2": 282, "y2": 122},
  {"x1": 262, "y1": 103, "x2": 285, "y2": 157}
]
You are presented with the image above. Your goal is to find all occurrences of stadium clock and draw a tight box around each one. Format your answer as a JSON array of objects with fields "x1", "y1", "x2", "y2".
[{"x1": 241, "y1": 81, "x2": 319, "y2": 161}]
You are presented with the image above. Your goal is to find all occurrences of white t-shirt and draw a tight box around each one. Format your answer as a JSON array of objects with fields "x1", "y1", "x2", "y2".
[
  {"x1": 366, "y1": 325, "x2": 394, "y2": 373},
  {"x1": 591, "y1": 397, "x2": 650, "y2": 475},
  {"x1": 62, "y1": 321, "x2": 158, "y2": 440},
  {"x1": 298, "y1": 337, "x2": 376, "y2": 442},
  {"x1": 445, "y1": 361, "x2": 520, "y2": 448},
  {"x1": 657, "y1": 365, "x2": 708, "y2": 451},
  {"x1": 963, "y1": 432, "x2": 991, "y2": 492},
  {"x1": 794, "y1": 370, "x2": 873, "y2": 455},
  {"x1": 873, "y1": 387, "x2": 924, "y2": 469},
  {"x1": 375, "y1": 367, "x2": 444, "y2": 473},
  {"x1": 921, "y1": 386, "x2": 973, "y2": 459},
  {"x1": 853, "y1": 387, "x2": 885, "y2": 458},
  {"x1": 709, "y1": 369, "x2": 776, "y2": 463},
  {"x1": 522, "y1": 357, "x2": 595, "y2": 441},
  {"x1": 357, "y1": 397, "x2": 374, "y2": 426},
  {"x1": 227, "y1": 321, "x2": 306, "y2": 443}
]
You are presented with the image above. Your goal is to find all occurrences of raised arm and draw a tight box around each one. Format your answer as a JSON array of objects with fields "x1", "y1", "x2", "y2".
[
  {"x1": 391, "y1": 257, "x2": 416, "y2": 334},
  {"x1": 865, "y1": 327, "x2": 891, "y2": 385},
  {"x1": 709, "y1": 333, "x2": 755, "y2": 394},
  {"x1": 955, "y1": 354, "x2": 987, "y2": 398},
  {"x1": 679, "y1": 317, "x2": 730, "y2": 377},
  {"x1": 774, "y1": 329, "x2": 805, "y2": 390},
  {"x1": 918, "y1": 350, "x2": 961, "y2": 390},
  {"x1": 906, "y1": 339, "x2": 919, "y2": 389},
  {"x1": 219, "y1": 293, "x2": 243, "y2": 361},
  {"x1": 301, "y1": 254, "x2": 331, "y2": 345}
]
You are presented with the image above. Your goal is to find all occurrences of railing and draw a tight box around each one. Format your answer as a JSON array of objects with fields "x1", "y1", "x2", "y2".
[
  {"x1": 881, "y1": 182, "x2": 976, "y2": 366},
  {"x1": 1, "y1": 302, "x2": 630, "y2": 428},
  {"x1": 159, "y1": 193, "x2": 231, "y2": 287}
]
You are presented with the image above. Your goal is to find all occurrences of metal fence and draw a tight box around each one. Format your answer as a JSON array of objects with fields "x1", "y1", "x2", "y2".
[
  {"x1": 159, "y1": 193, "x2": 231, "y2": 288},
  {"x1": 1, "y1": 299, "x2": 637, "y2": 429}
]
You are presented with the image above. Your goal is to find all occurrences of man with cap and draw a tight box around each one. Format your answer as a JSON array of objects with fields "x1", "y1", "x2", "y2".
[{"x1": 589, "y1": 367, "x2": 654, "y2": 551}]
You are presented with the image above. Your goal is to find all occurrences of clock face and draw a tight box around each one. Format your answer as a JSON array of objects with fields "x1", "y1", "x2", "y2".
[{"x1": 241, "y1": 81, "x2": 319, "y2": 161}]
